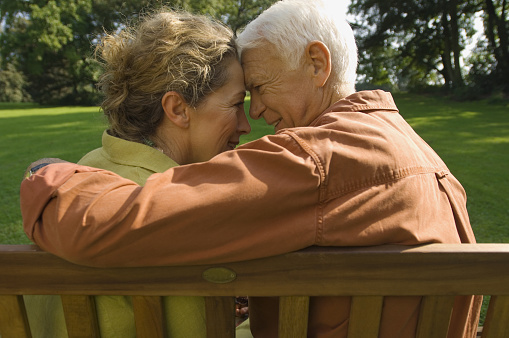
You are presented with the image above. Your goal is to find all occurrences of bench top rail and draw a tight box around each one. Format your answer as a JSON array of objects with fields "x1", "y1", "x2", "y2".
[{"x1": 1, "y1": 244, "x2": 509, "y2": 296}]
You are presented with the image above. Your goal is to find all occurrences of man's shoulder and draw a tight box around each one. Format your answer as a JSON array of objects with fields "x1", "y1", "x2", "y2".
[{"x1": 281, "y1": 110, "x2": 446, "y2": 173}]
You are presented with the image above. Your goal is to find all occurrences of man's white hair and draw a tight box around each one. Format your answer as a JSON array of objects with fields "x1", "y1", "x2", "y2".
[{"x1": 237, "y1": 0, "x2": 358, "y2": 97}]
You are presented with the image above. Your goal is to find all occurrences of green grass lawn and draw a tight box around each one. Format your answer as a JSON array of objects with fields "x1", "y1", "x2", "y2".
[
  {"x1": 0, "y1": 103, "x2": 107, "y2": 243},
  {"x1": 1, "y1": 94, "x2": 508, "y2": 244}
]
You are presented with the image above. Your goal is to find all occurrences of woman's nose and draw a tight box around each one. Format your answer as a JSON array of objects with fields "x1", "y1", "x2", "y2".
[{"x1": 238, "y1": 109, "x2": 251, "y2": 135}]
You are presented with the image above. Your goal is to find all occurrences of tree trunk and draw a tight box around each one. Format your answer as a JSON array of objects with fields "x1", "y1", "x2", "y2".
[
  {"x1": 497, "y1": 0, "x2": 509, "y2": 79},
  {"x1": 449, "y1": 0, "x2": 464, "y2": 87},
  {"x1": 441, "y1": 1, "x2": 454, "y2": 88},
  {"x1": 485, "y1": 0, "x2": 501, "y2": 58},
  {"x1": 485, "y1": 0, "x2": 509, "y2": 92}
]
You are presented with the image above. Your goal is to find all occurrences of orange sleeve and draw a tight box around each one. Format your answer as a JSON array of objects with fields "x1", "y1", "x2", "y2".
[{"x1": 20, "y1": 137, "x2": 321, "y2": 267}]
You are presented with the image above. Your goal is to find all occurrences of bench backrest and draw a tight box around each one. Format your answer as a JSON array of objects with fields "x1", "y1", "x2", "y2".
[{"x1": 1, "y1": 244, "x2": 509, "y2": 338}]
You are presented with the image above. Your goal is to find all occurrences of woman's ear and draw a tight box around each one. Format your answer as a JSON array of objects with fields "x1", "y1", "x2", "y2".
[
  {"x1": 161, "y1": 92, "x2": 191, "y2": 128},
  {"x1": 305, "y1": 41, "x2": 332, "y2": 88}
]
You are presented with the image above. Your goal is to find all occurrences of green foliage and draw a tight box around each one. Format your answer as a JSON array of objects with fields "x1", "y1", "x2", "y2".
[
  {"x1": 0, "y1": 0, "x2": 507, "y2": 101},
  {"x1": 350, "y1": 0, "x2": 509, "y2": 96},
  {"x1": 220, "y1": 0, "x2": 278, "y2": 36},
  {"x1": 0, "y1": 0, "x2": 103, "y2": 105},
  {"x1": 481, "y1": 0, "x2": 509, "y2": 94},
  {"x1": 29, "y1": 1, "x2": 76, "y2": 52},
  {"x1": 467, "y1": 39, "x2": 497, "y2": 91},
  {"x1": 0, "y1": 0, "x2": 278, "y2": 106},
  {"x1": 350, "y1": 0, "x2": 478, "y2": 91},
  {"x1": 0, "y1": 63, "x2": 32, "y2": 102}
]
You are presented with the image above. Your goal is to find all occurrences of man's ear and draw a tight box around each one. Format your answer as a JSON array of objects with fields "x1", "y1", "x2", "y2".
[
  {"x1": 161, "y1": 91, "x2": 190, "y2": 128},
  {"x1": 305, "y1": 41, "x2": 332, "y2": 88}
]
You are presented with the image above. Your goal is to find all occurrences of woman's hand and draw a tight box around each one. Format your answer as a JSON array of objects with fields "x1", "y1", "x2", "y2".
[
  {"x1": 235, "y1": 296, "x2": 249, "y2": 325},
  {"x1": 24, "y1": 158, "x2": 69, "y2": 179}
]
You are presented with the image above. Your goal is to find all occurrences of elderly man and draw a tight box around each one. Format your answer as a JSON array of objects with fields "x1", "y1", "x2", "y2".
[{"x1": 21, "y1": 0, "x2": 480, "y2": 337}]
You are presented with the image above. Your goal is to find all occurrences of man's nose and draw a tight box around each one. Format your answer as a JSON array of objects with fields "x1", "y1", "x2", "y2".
[{"x1": 248, "y1": 92, "x2": 264, "y2": 120}]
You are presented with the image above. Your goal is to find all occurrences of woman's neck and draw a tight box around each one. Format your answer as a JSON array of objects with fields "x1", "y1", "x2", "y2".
[{"x1": 151, "y1": 123, "x2": 190, "y2": 165}]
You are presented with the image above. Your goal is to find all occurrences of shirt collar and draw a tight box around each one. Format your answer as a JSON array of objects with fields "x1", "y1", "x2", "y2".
[
  {"x1": 309, "y1": 90, "x2": 399, "y2": 127},
  {"x1": 102, "y1": 131, "x2": 178, "y2": 172}
]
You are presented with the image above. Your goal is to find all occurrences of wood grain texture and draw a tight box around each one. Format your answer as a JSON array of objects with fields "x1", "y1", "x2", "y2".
[
  {"x1": 279, "y1": 296, "x2": 309, "y2": 338},
  {"x1": 132, "y1": 296, "x2": 165, "y2": 338},
  {"x1": 347, "y1": 296, "x2": 383, "y2": 338},
  {"x1": 416, "y1": 296, "x2": 455, "y2": 338},
  {"x1": 481, "y1": 295, "x2": 509, "y2": 338},
  {"x1": 0, "y1": 295, "x2": 31, "y2": 338},
  {"x1": 205, "y1": 296, "x2": 236, "y2": 338},
  {"x1": 60, "y1": 295, "x2": 100, "y2": 337}
]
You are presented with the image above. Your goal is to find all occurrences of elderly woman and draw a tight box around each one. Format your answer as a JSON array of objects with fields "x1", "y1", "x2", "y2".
[{"x1": 24, "y1": 9, "x2": 251, "y2": 338}]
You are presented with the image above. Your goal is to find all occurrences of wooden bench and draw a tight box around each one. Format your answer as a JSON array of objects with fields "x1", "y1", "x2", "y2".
[{"x1": 1, "y1": 243, "x2": 508, "y2": 338}]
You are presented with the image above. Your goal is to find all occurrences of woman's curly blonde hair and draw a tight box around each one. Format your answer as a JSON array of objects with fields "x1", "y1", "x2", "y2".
[{"x1": 96, "y1": 9, "x2": 238, "y2": 143}]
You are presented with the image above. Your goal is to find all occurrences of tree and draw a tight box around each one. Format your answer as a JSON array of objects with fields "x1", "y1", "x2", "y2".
[
  {"x1": 220, "y1": 0, "x2": 278, "y2": 36},
  {"x1": 1, "y1": 0, "x2": 101, "y2": 104},
  {"x1": 482, "y1": 0, "x2": 509, "y2": 93},
  {"x1": 0, "y1": 0, "x2": 277, "y2": 105},
  {"x1": 350, "y1": 0, "x2": 478, "y2": 91},
  {"x1": 0, "y1": 62, "x2": 32, "y2": 102},
  {"x1": 466, "y1": 38, "x2": 498, "y2": 98}
]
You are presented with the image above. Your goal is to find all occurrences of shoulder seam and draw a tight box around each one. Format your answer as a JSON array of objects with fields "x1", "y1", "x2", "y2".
[
  {"x1": 281, "y1": 130, "x2": 327, "y2": 245},
  {"x1": 281, "y1": 130, "x2": 326, "y2": 190}
]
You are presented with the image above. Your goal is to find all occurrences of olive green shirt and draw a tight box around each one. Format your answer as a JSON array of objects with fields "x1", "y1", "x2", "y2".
[
  {"x1": 80, "y1": 131, "x2": 209, "y2": 337},
  {"x1": 78, "y1": 130, "x2": 178, "y2": 185}
]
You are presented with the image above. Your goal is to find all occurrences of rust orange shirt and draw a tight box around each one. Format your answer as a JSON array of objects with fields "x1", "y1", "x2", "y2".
[{"x1": 20, "y1": 90, "x2": 480, "y2": 337}]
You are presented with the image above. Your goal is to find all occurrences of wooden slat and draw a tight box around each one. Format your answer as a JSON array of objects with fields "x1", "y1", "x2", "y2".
[
  {"x1": 416, "y1": 296, "x2": 455, "y2": 338},
  {"x1": 347, "y1": 296, "x2": 383, "y2": 338},
  {"x1": 132, "y1": 295, "x2": 165, "y2": 338},
  {"x1": 0, "y1": 295, "x2": 32, "y2": 338},
  {"x1": 204, "y1": 296, "x2": 235, "y2": 338},
  {"x1": 481, "y1": 295, "x2": 509, "y2": 338},
  {"x1": 278, "y1": 296, "x2": 309, "y2": 338},
  {"x1": 61, "y1": 295, "x2": 100, "y2": 338},
  {"x1": 2, "y1": 244, "x2": 509, "y2": 297}
]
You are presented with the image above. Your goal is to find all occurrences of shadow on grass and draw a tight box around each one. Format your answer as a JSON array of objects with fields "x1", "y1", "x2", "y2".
[{"x1": 0, "y1": 102, "x2": 42, "y2": 110}]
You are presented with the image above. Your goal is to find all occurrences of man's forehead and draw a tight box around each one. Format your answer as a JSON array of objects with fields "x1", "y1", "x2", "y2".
[
  {"x1": 241, "y1": 47, "x2": 265, "y2": 68},
  {"x1": 243, "y1": 71, "x2": 260, "y2": 90},
  {"x1": 241, "y1": 42, "x2": 282, "y2": 64},
  {"x1": 241, "y1": 47, "x2": 279, "y2": 76},
  {"x1": 241, "y1": 48, "x2": 267, "y2": 86}
]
